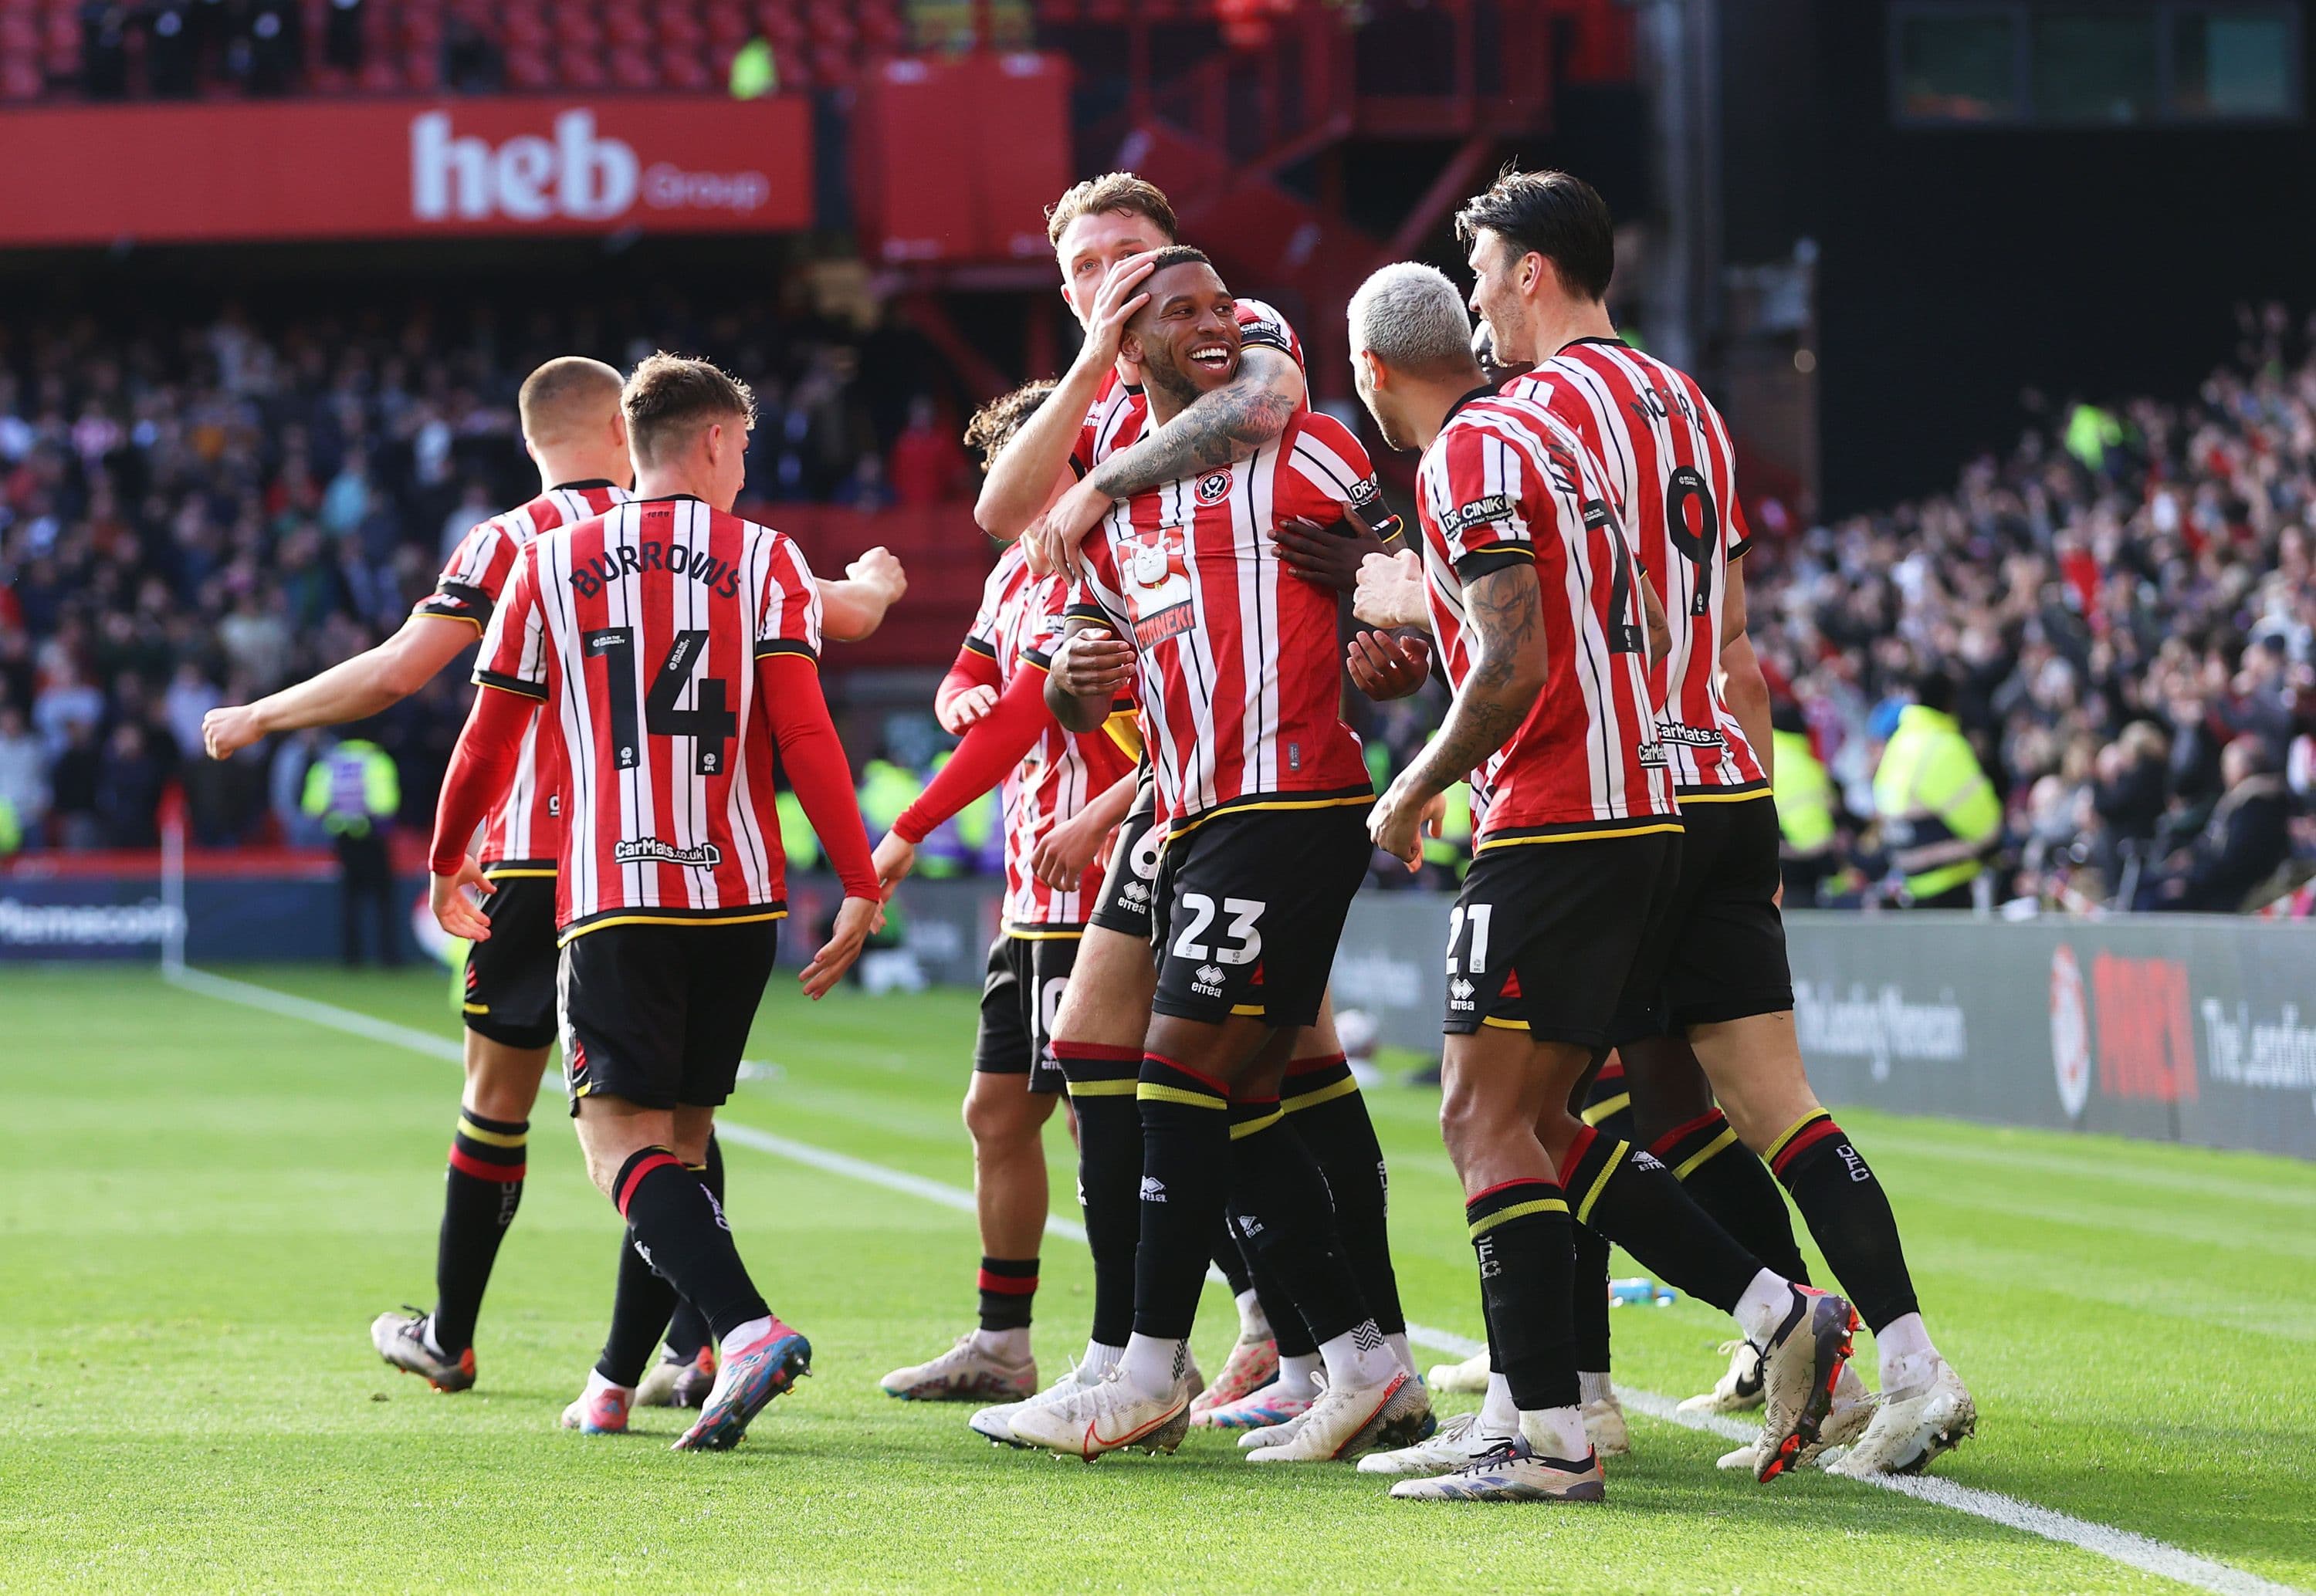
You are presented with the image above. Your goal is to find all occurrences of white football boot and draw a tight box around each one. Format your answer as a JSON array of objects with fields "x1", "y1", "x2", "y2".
[
  {"x1": 1824, "y1": 1359, "x2": 1975, "y2": 1477},
  {"x1": 1006, "y1": 1368, "x2": 1194, "y2": 1462},
  {"x1": 1680, "y1": 1337, "x2": 1766, "y2": 1414},
  {"x1": 1357, "y1": 1409, "x2": 1517, "y2": 1477},
  {"x1": 1424, "y1": 1349, "x2": 1492, "y2": 1394},
  {"x1": 1244, "y1": 1369, "x2": 1431, "y2": 1462},
  {"x1": 879, "y1": 1334, "x2": 1038, "y2": 1403}
]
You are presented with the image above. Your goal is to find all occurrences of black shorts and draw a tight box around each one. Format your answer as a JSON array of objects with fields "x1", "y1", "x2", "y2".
[
  {"x1": 1150, "y1": 802, "x2": 1371, "y2": 1031},
  {"x1": 556, "y1": 919, "x2": 780, "y2": 1116},
  {"x1": 461, "y1": 869, "x2": 558, "y2": 1050},
  {"x1": 1611, "y1": 793, "x2": 1795, "y2": 1040},
  {"x1": 1443, "y1": 828, "x2": 1682, "y2": 1052},
  {"x1": 1088, "y1": 766, "x2": 1160, "y2": 939},
  {"x1": 973, "y1": 931, "x2": 1079, "y2": 1094}
]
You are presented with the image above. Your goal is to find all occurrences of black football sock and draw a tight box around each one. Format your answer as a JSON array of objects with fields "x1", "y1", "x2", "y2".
[
  {"x1": 1561, "y1": 1124, "x2": 1763, "y2": 1314},
  {"x1": 1465, "y1": 1178, "x2": 1580, "y2": 1413},
  {"x1": 611, "y1": 1146, "x2": 768, "y2": 1342},
  {"x1": 1283, "y1": 1053, "x2": 1407, "y2": 1337},
  {"x1": 1769, "y1": 1111, "x2": 1921, "y2": 1331},
  {"x1": 432, "y1": 1109, "x2": 527, "y2": 1354},
  {"x1": 1210, "y1": 1205, "x2": 1254, "y2": 1297},
  {"x1": 978, "y1": 1257, "x2": 1039, "y2": 1332},
  {"x1": 1130, "y1": 1055, "x2": 1231, "y2": 1341},
  {"x1": 1580, "y1": 1054, "x2": 1637, "y2": 1141},
  {"x1": 1573, "y1": 1220, "x2": 1612, "y2": 1375},
  {"x1": 597, "y1": 1225, "x2": 680, "y2": 1388},
  {"x1": 1654, "y1": 1109, "x2": 1812, "y2": 1287},
  {"x1": 1233, "y1": 1202, "x2": 1315, "y2": 1356},
  {"x1": 1227, "y1": 1097, "x2": 1371, "y2": 1347},
  {"x1": 660, "y1": 1134, "x2": 724, "y2": 1363},
  {"x1": 1055, "y1": 1041, "x2": 1143, "y2": 1347}
]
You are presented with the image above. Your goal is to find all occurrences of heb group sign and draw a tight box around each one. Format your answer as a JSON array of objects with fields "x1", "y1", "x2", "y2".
[{"x1": 0, "y1": 97, "x2": 811, "y2": 245}]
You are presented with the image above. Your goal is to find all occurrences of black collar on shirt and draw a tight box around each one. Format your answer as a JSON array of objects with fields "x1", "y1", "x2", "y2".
[
  {"x1": 1444, "y1": 383, "x2": 1498, "y2": 424},
  {"x1": 551, "y1": 478, "x2": 623, "y2": 492},
  {"x1": 1559, "y1": 336, "x2": 1627, "y2": 353}
]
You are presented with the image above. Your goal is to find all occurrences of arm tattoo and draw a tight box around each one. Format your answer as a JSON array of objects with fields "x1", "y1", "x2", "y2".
[
  {"x1": 1085, "y1": 350, "x2": 1300, "y2": 499},
  {"x1": 1406, "y1": 564, "x2": 1545, "y2": 794}
]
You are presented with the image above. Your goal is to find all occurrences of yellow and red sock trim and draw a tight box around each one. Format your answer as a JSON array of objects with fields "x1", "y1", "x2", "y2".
[
  {"x1": 613, "y1": 1147, "x2": 685, "y2": 1217},
  {"x1": 1651, "y1": 1108, "x2": 1742, "y2": 1181},
  {"x1": 446, "y1": 1111, "x2": 527, "y2": 1183},
  {"x1": 1767, "y1": 1110, "x2": 1840, "y2": 1181}
]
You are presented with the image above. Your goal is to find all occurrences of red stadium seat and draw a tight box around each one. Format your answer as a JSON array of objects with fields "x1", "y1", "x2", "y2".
[
  {"x1": 356, "y1": 56, "x2": 401, "y2": 91},
  {"x1": 0, "y1": 53, "x2": 39, "y2": 100},
  {"x1": 0, "y1": 14, "x2": 35, "y2": 50},
  {"x1": 658, "y1": 44, "x2": 710, "y2": 90},
  {"x1": 602, "y1": 8, "x2": 652, "y2": 52},
  {"x1": 554, "y1": 42, "x2": 608, "y2": 88},
  {"x1": 554, "y1": 9, "x2": 604, "y2": 52},
  {"x1": 504, "y1": 45, "x2": 554, "y2": 89},
  {"x1": 610, "y1": 49, "x2": 659, "y2": 90},
  {"x1": 703, "y1": 5, "x2": 749, "y2": 47}
]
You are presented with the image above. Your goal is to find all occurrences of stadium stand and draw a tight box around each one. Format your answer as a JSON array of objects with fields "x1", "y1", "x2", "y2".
[{"x1": 1745, "y1": 302, "x2": 2316, "y2": 913}]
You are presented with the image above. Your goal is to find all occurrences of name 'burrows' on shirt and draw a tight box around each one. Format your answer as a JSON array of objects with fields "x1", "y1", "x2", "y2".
[{"x1": 567, "y1": 539, "x2": 745, "y2": 600}]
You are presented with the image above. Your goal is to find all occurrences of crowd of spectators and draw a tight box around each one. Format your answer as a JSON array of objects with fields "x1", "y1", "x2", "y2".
[
  {"x1": 2, "y1": 289, "x2": 2309, "y2": 914},
  {"x1": 1741, "y1": 301, "x2": 2316, "y2": 913},
  {"x1": 0, "y1": 284, "x2": 967, "y2": 856}
]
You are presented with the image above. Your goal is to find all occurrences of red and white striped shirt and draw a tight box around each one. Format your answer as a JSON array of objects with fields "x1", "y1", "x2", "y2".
[
  {"x1": 963, "y1": 545, "x2": 1138, "y2": 929},
  {"x1": 415, "y1": 482, "x2": 628, "y2": 868},
  {"x1": 474, "y1": 496, "x2": 822, "y2": 936},
  {"x1": 1414, "y1": 388, "x2": 1678, "y2": 842},
  {"x1": 1071, "y1": 411, "x2": 1374, "y2": 833},
  {"x1": 1072, "y1": 297, "x2": 1305, "y2": 473},
  {"x1": 1508, "y1": 340, "x2": 1765, "y2": 794}
]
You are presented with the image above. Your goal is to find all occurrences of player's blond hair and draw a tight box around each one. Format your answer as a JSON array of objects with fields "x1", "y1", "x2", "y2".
[
  {"x1": 963, "y1": 380, "x2": 1058, "y2": 472},
  {"x1": 621, "y1": 353, "x2": 757, "y2": 465},
  {"x1": 1348, "y1": 262, "x2": 1475, "y2": 377},
  {"x1": 516, "y1": 357, "x2": 624, "y2": 449},
  {"x1": 1045, "y1": 172, "x2": 1178, "y2": 249}
]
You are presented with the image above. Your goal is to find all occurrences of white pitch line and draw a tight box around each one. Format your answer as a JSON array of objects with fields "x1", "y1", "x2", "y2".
[{"x1": 167, "y1": 964, "x2": 2309, "y2": 1596}]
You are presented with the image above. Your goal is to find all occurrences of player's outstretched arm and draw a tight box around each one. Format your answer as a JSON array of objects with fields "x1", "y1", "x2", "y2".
[
  {"x1": 1370, "y1": 563, "x2": 1546, "y2": 866},
  {"x1": 1044, "y1": 617, "x2": 1134, "y2": 733},
  {"x1": 203, "y1": 615, "x2": 475, "y2": 759},
  {"x1": 426, "y1": 683, "x2": 533, "y2": 940},
  {"x1": 873, "y1": 666, "x2": 1056, "y2": 894},
  {"x1": 757, "y1": 651, "x2": 883, "y2": 999},
  {"x1": 816, "y1": 548, "x2": 908, "y2": 643}
]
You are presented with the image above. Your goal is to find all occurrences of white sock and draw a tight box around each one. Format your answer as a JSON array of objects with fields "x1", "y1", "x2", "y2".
[
  {"x1": 1318, "y1": 1320, "x2": 1400, "y2": 1391},
  {"x1": 1273, "y1": 1351, "x2": 1323, "y2": 1402},
  {"x1": 1874, "y1": 1311, "x2": 1940, "y2": 1395},
  {"x1": 1733, "y1": 1268, "x2": 1794, "y2": 1346},
  {"x1": 1578, "y1": 1371, "x2": 1613, "y2": 1406},
  {"x1": 1520, "y1": 1406, "x2": 1592, "y2": 1461},
  {"x1": 718, "y1": 1314, "x2": 774, "y2": 1363},
  {"x1": 1234, "y1": 1288, "x2": 1270, "y2": 1339},
  {"x1": 971, "y1": 1325, "x2": 1031, "y2": 1364},
  {"x1": 421, "y1": 1320, "x2": 447, "y2": 1359},
  {"x1": 1387, "y1": 1331, "x2": 1416, "y2": 1378},
  {"x1": 1080, "y1": 1340, "x2": 1125, "y2": 1378},
  {"x1": 583, "y1": 1368, "x2": 632, "y2": 1401},
  {"x1": 1478, "y1": 1371, "x2": 1519, "y2": 1437},
  {"x1": 1117, "y1": 1333, "x2": 1184, "y2": 1399}
]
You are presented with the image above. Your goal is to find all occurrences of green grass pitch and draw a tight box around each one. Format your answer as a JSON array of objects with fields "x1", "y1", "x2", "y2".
[{"x1": 2, "y1": 963, "x2": 2311, "y2": 1593}]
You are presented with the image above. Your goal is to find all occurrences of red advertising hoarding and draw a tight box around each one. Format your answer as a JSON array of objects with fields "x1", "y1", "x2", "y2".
[
  {"x1": 852, "y1": 52, "x2": 1072, "y2": 265},
  {"x1": 0, "y1": 96, "x2": 812, "y2": 246}
]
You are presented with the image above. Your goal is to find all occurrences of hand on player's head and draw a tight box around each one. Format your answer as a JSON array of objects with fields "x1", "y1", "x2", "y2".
[{"x1": 1078, "y1": 252, "x2": 1160, "y2": 368}]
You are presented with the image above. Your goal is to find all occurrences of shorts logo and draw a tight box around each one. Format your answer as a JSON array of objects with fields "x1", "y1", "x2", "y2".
[
  {"x1": 1120, "y1": 881, "x2": 1151, "y2": 907},
  {"x1": 1629, "y1": 1149, "x2": 1667, "y2": 1173},
  {"x1": 1234, "y1": 1212, "x2": 1265, "y2": 1238},
  {"x1": 1139, "y1": 1175, "x2": 1168, "y2": 1203},
  {"x1": 613, "y1": 837, "x2": 723, "y2": 867},
  {"x1": 1449, "y1": 977, "x2": 1476, "y2": 1010},
  {"x1": 1195, "y1": 470, "x2": 1232, "y2": 505},
  {"x1": 1191, "y1": 962, "x2": 1225, "y2": 997}
]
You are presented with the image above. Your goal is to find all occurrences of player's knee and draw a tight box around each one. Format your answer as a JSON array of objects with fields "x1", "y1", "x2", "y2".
[
  {"x1": 462, "y1": 1038, "x2": 549, "y2": 1124},
  {"x1": 963, "y1": 1077, "x2": 1041, "y2": 1148}
]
